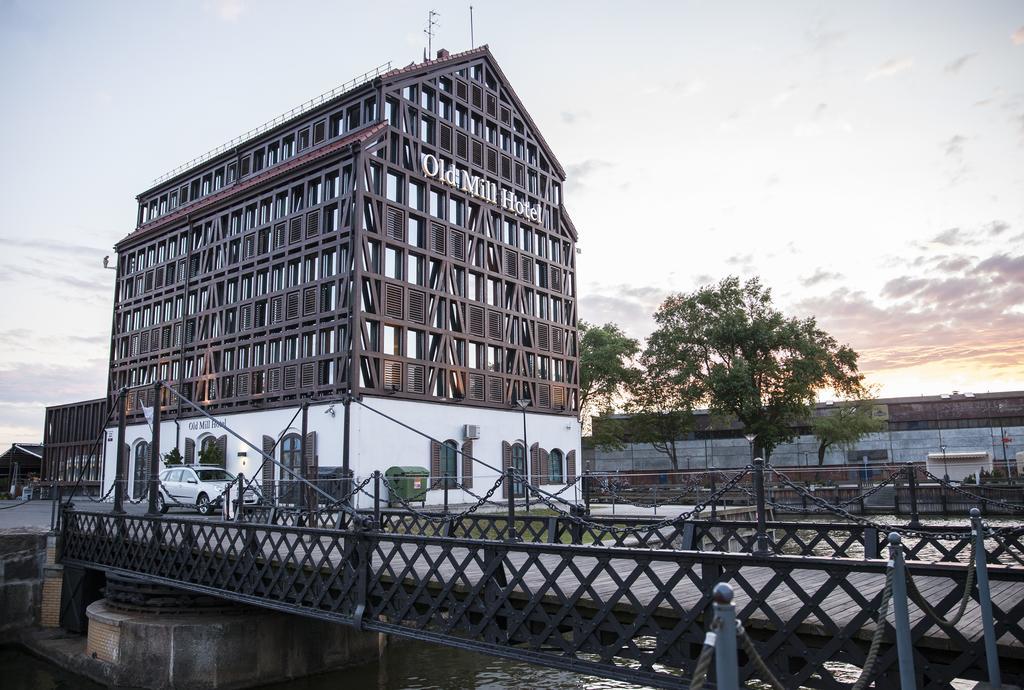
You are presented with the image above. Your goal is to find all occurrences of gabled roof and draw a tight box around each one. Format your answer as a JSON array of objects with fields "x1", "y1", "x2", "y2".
[{"x1": 382, "y1": 45, "x2": 566, "y2": 180}]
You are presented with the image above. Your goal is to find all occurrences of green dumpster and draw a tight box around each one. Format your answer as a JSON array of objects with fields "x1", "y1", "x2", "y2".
[{"x1": 385, "y1": 466, "x2": 431, "y2": 506}]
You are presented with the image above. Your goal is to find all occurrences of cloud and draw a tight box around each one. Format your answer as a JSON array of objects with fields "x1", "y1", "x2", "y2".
[
  {"x1": 565, "y1": 159, "x2": 612, "y2": 191},
  {"x1": 931, "y1": 227, "x2": 964, "y2": 245},
  {"x1": 805, "y1": 21, "x2": 846, "y2": 54},
  {"x1": 206, "y1": 0, "x2": 244, "y2": 22},
  {"x1": 0, "y1": 263, "x2": 109, "y2": 294},
  {"x1": 0, "y1": 360, "x2": 108, "y2": 406},
  {"x1": 985, "y1": 220, "x2": 1011, "y2": 237},
  {"x1": 801, "y1": 269, "x2": 843, "y2": 287},
  {"x1": 0, "y1": 237, "x2": 109, "y2": 256},
  {"x1": 866, "y1": 57, "x2": 914, "y2": 81},
  {"x1": 560, "y1": 111, "x2": 589, "y2": 125},
  {"x1": 578, "y1": 284, "x2": 668, "y2": 339},
  {"x1": 944, "y1": 53, "x2": 978, "y2": 74},
  {"x1": 795, "y1": 251, "x2": 1024, "y2": 378},
  {"x1": 1013, "y1": 26, "x2": 1024, "y2": 45},
  {"x1": 943, "y1": 134, "x2": 966, "y2": 157}
]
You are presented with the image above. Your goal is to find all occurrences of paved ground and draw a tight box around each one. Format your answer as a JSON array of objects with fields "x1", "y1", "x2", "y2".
[{"x1": 0, "y1": 499, "x2": 198, "y2": 530}]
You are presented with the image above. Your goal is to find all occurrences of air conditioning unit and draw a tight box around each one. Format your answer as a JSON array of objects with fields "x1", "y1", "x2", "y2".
[{"x1": 463, "y1": 424, "x2": 480, "y2": 440}]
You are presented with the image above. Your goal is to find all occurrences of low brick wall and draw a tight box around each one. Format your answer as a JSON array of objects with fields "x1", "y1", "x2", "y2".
[{"x1": 0, "y1": 528, "x2": 48, "y2": 641}]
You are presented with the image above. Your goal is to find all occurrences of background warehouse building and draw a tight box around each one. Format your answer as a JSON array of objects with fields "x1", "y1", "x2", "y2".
[
  {"x1": 589, "y1": 390, "x2": 1024, "y2": 482},
  {"x1": 74, "y1": 46, "x2": 581, "y2": 504}
]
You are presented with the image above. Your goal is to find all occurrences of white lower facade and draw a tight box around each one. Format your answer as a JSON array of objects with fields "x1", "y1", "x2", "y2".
[{"x1": 102, "y1": 395, "x2": 583, "y2": 509}]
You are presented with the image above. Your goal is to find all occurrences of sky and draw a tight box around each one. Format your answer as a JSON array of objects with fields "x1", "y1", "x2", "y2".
[{"x1": 0, "y1": 1, "x2": 1022, "y2": 447}]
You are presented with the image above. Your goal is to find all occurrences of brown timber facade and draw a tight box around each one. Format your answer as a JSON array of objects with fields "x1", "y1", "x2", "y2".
[{"x1": 110, "y1": 46, "x2": 579, "y2": 425}]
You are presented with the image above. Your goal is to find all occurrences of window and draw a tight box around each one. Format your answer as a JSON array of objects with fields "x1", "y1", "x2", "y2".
[
  {"x1": 280, "y1": 435, "x2": 302, "y2": 504},
  {"x1": 441, "y1": 440, "x2": 458, "y2": 488},
  {"x1": 549, "y1": 449, "x2": 564, "y2": 484},
  {"x1": 386, "y1": 172, "x2": 403, "y2": 203},
  {"x1": 511, "y1": 443, "x2": 526, "y2": 497}
]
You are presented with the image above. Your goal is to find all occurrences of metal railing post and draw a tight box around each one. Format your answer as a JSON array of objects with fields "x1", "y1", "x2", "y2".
[
  {"x1": 234, "y1": 473, "x2": 244, "y2": 523},
  {"x1": 710, "y1": 474, "x2": 718, "y2": 520},
  {"x1": 906, "y1": 463, "x2": 921, "y2": 527},
  {"x1": 146, "y1": 381, "x2": 162, "y2": 517},
  {"x1": 888, "y1": 532, "x2": 917, "y2": 688},
  {"x1": 506, "y1": 467, "x2": 518, "y2": 542},
  {"x1": 753, "y1": 459, "x2": 769, "y2": 554},
  {"x1": 373, "y1": 471, "x2": 381, "y2": 528},
  {"x1": 713, "y1": 583, "x2": 739, "y2": 690},
  {"x1": 582, "y1": 469, "x2": 591, "y2": 515},
  {"x1": 443, "y1": 475, "x2": 449, "y2": 516},
  {"x1": 113, "y1": 391, "x2": 127, "y2": 515},
  {"x1": 971, "y1": 508, "x2": 1002, "y2": 688}
]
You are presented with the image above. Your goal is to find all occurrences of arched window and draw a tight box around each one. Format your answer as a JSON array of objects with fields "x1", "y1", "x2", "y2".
[
  {"x1": 133, "y1": 442, "x2": 150, "y2": 499},
  {"x1": 441, "y1": 440, "x2": 459, "y2": 488},
  {"x1": 549, "y1": 449, "x2": 564, "y2": 484},
  {"x1": 511, "y1": 443, "x2": 526, "y2": 497},
  {"x1": 280, "y1": 434, "x2": 302, "y2": 504}
]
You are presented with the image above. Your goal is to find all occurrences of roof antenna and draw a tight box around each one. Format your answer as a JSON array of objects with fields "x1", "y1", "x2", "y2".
[
  {"x1": 424, "y1": 9, "x2": 440, "y2": 59},
  {"x1": 470, "y1": 5, "x2": 475, "y2": 48}
]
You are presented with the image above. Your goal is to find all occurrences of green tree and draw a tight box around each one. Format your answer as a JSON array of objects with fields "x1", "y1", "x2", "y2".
[
  {"x1": 198, "y1": 442, "x2": 224, "y2": 466},
  {"x1": 811, "y1": 399, "x2": 887, "y2": 465},
  {"x1": 643, "y1": 276, "x2": 864, "y2": 459},
  {"x1": 622, "y1": 355, "x2": 697, "y2": 471},
  {"x1": 578, "y1": 321, "x2": 640, "y2": 433},
  {"x1": 163, "y1": 447, "x2": 183, "y2": 466}
]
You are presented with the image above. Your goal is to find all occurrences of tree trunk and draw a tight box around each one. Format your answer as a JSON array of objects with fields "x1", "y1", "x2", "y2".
[{"x1": 817, "y1": 443, "x2": 828, "y2": 466}]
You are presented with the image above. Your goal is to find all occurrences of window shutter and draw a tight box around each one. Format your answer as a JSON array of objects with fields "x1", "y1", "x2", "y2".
[
  {"x1": 301, "y1": 363, "x2": 315, "y2": 389},
  {"x1": 261, "y1": 435, "x2": 276, "y2": 499},
  {"x1": 430, "y1": 440, "x2": 441, "y2": 483},
  {"x1": 552, "y1": 327, "x2": 564, "y2": 355},
  {"x1": 456, "y1": 132, "x2": 468, "y2": 160},
  {"x1": 467, "y1": 374, "x2": 484, "y2": 400},
  {"x1": 406, "y1": 363, "x2": 425, "y2": 393},
  {"x1": 461, "y1": 440, "x2": 473, "y2": 490},
  {"x1": 530, "y1": 443, "x2": 540, "y2": 484},
  {"x1": 540, "y1": 449, "x2": 550, "y2": 485},
  {"x1": 304, "y1": 431, "x2": 317, "y2": 475},
  {"x1": 430, "y1": 223, "x2": 446, "y2": 254},
  {"x1": 283, "y1": 365, "x2": 297, "y2": 389},
  {"x1": 286, "y1": 291, "x2": 299, "y2": 321},
  {"x1": 487, "y1": 376, "x2": 503, "y2": 403},
  {"x1": 566, "y1": 449, "x2": 576, "y2": 479},
  {"x1": 501, "y1": 441, "x2": 511, "y2": 498},
  {"x1": 450, "y1": 230, "x2": 466, "y2": 261},
  {"x1": 385, "y1": 284, "x2": 404, "y2": 319},
  {"x1": 408, "y1": 289, "x2": 426, "y2": 323},
  {"x1": 289, "y1": 217, "x2": 303, "y2": 244},
  {"x1": 439, "y1": 123, "x2": 452, "y2": 152},
  {"x1": 384, "y1": 361, "x2": 402, "y2": 390},
  {"x1": 185, "y1": 438, "x2": 195, "y2": 464},
  {"x1": 386, "y1": 207, "x2": 404, "y2": 242},
  {"x1": 487, "y1": 310, "x2": 501, "y2": 340},
  {"x1": 468, "y1": 305, "x2": 484, "y2": 336},
  {"x1": 504, "y1": 250, "x2": 518, "y2": 277},
  {"x1": 216, "y1": 435, "x2": 227, "y2": 464},
  {"x1": 306, "y1": 211, "x2": 320, "y2": 238}
]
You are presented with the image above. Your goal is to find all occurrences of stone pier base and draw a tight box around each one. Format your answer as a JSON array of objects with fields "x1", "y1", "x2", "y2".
[{"x1": 84, "y1": 599, "x2": 380, "y2": 689}]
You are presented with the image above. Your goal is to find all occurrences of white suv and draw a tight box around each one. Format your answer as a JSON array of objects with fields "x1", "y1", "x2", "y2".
[{"x1": 157, "y1": 467, "x2": 259, "y2": 515}]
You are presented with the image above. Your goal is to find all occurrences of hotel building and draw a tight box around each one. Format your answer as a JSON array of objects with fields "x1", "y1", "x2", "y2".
[{"x1": 97, "y1": 46, "x2": 581, "y2": 503}]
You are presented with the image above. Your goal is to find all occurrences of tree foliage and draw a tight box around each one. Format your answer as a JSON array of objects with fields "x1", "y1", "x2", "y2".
[
  {"x1": 811, "y1": 399, "x2": 887, "y2": 465},
  {"x1": 578, "y1": 321, "x2": 640, "y2": 426},
  {"x1": 642, "y1": 276, "x2": 865, "y2": 458},
  {"x1": 163, "y1": 447, "x2": 183, "y2": 466},
  {"x1": 621, "y1": 350, "x2": 696, "y2": 471}
]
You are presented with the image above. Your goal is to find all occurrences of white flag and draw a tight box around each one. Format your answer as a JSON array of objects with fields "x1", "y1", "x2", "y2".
[{"x1": 141, "y1": 402, "x2": 154, "y2": 429}]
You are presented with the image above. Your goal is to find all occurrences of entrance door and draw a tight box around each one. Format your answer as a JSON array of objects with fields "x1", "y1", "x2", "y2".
[
  {"x1": 280, "y1": 435, "x2": 302, "y2": 504},
  {"x1": 132, "y1": 443, "x2": 149, "y2": 500}
]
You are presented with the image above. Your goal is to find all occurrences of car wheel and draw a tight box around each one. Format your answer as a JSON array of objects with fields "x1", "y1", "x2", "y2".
[
  {"x1": 157, "y1": 493, "x2": 168, "y2": 514},
  {"x1": 196, "y1": 493, "x2": 211, "y2": 516}
]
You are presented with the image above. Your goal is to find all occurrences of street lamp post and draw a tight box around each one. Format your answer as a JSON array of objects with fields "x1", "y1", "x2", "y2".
[
  {"x1": 744, "y1": 433, "x2": 757, "y2": 465},
  {"x1": 941, "y1": 444, "x2": 948, "y2": 482}
]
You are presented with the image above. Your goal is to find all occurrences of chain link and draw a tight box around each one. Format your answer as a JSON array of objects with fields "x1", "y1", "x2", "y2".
[
  {"x1": 922, "y1": 470, "x2": 1024, "y2": 512},
  {"x1": 904, "y1": 539, "x2": 976, "y2": 630},
  {"x1": 526, "y1": 467, "x2": 754, "y2": 538},
  {"x1": 850, "y1": 565, "x2": 894, "y2": 690}
]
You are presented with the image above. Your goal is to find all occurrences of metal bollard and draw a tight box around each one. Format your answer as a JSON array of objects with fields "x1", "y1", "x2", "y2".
[
  {"x1": 888, "y1": 532, "x2": 917, "y2": 689},
  {"x1": 712, "y1": 582, "x2": 739, "y2": 690},
  {"x1": 710, "y1": 474, "x2": 718, "y2": 520},
  {"x1": 506, "y1": 467, "x2": 518, "y2": 542},
  {"x1": 971, "y1": 508, "x2": 1002, "y2": 689}
]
